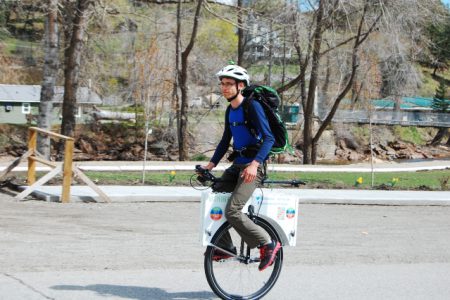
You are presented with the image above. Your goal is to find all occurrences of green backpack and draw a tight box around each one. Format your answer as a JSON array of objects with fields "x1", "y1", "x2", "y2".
[{"x1": 227, "y1": 85, "x2": 293, "y2": 155}]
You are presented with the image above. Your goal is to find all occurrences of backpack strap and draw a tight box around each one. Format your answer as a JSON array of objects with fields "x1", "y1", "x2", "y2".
[
  {"x1": 242, "y1": 96, "x2": 259, "y2": 139},
  {"x1": 224, "y1": 104, "x2": 231, "y2": 128},
  {"x1": 225, "y1": 103, "x2": 246, "y2": 127}
]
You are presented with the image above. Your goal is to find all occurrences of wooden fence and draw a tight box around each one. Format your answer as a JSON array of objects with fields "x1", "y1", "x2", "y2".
[{"x1": 0, "y1": 127, "x2": 110, "y2": 203}]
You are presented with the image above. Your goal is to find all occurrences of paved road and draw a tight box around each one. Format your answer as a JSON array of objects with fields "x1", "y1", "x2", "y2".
[{"x1": 1, "y1": 192, "x2": 450, "y2": 299}]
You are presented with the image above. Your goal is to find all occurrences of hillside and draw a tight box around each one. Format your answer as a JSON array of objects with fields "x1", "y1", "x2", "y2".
[
  {"x1": 0, "y1": 1, "x2": 449, "y2": 164},
  {"x1": 2, "y1": 1, "x2": 449, "y2": 97}
]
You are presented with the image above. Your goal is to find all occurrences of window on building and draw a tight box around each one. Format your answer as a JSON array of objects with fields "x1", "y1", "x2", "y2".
[
  {"x1": 4, "y1": 103, "x2": 12, "y2": 112},
  {"x1": 75, "y1": 106, "x2": 81, "y2": 118},
  {"x1": 22, "y1": 103, "x2": 31, "y2": 114}
]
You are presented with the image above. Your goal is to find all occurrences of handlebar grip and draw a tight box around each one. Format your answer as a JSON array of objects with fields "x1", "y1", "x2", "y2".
[
  {"x1": 195, "y1": 165, "x2": 216, "y2": 183},
  {"x1": 195, "y1": 164, "x2": 206, "y2": 174}
]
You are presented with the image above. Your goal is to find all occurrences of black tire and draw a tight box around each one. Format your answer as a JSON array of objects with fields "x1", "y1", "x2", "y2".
[{"x1": 204, "y1": 217, "x2": 283, "y2": 300}]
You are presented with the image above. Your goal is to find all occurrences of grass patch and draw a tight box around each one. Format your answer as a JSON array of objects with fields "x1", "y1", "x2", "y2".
[
  {"x1": 277, "y1": 170, "x2": 448, "y2": 190},
  {"x1": 418, "y1": 65, "x2": 450, "y2": 97},
  {"x1": 393, "y1": 126, "x2": 426, "y2": 145},
  {"x1": 10, "y1": 169, "x2": 448, "y2": 191},
  {"x1": 13, "y1": 169, "x2": 444, "y2": 191},
  {"x1": 84, "y1": 171, "x2": 195, "y2": 186},
  {"x1": 97, "y1": 170, "x2": 450, "y2": 190}
]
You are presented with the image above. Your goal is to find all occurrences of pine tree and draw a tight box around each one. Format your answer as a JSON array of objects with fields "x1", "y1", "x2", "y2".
[
  {"x1": 431, "y1": 81, "x2": 449, "y2": 112},
  {"x1": 430, "y1": 80, "x2": 450, "y2": 146}
]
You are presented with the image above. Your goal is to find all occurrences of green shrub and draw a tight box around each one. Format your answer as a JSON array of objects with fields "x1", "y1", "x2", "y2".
[
  {"x1": 191, "y1": 153, "x2": 209, "y2": 161},
  {"x1": 393, "y1": 126, "x2": 425, "y2": 145}
]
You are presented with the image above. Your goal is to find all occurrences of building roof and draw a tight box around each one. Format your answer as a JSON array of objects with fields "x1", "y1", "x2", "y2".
[
  {"x1": 0, "y1": 84, "x2": 102, "y2": 104},
  {"x1": 373, "y1": 97, "x2": 450, "y2": 110}
]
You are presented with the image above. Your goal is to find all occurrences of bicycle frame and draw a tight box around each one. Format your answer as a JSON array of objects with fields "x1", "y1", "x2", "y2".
[{"x1": 200, "y1": 190, "x2": 299, "y2": 247}]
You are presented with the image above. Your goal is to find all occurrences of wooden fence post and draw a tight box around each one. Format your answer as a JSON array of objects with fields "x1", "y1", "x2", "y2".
[
  {"x1": 61, "y1": 139, "x2": 74, "y2": 203},
  {"x1": 27, "y1": 128, "x2": 37, "y2": 185}
]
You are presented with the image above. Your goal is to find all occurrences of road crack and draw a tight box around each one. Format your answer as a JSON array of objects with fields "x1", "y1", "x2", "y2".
[{"x1": 3, "y1": 273, "x2": 55, "y2": 300}]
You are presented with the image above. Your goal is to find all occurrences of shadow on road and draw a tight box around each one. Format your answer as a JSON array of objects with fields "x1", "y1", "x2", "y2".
[{"x1": 51, "y1": 284, "x2": 216, "y2": 300}]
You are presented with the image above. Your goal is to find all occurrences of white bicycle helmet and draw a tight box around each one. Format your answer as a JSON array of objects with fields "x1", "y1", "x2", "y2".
[{"x1": 216, "y1": 65, "x2": 250, "y2": 86}]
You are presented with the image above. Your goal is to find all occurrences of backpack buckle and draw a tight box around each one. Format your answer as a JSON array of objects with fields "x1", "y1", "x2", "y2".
[
  {"x1": 236, "y1": 147, "x2": 246, "y2": 156},
  {"x1": 227, "y1": 147, "x2": 247, "y2": 162}
]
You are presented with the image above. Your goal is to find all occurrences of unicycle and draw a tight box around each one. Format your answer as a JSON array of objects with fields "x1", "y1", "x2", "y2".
[{"x1": 193, "y1": 165, "x2": 304, "y2": 300}]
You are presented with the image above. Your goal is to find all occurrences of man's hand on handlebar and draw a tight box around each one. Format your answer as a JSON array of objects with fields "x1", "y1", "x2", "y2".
[
  {"x1": 195, "y1": 164, "x2": 217, "y2": 184},
  {"x1": 200, "y1": 162, "x2": 215, "y2": 172}
]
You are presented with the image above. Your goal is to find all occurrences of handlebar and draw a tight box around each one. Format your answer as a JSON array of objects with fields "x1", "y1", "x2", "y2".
[
  {"x1": 193, "y1": 164, "x2": 306, "y2": 188},
  {"x1": 195, "y1": 165, "x2": 218, "y2": 184},
  {"x1": 262, "y1": 179, "x2": 306, "y2": 187}
]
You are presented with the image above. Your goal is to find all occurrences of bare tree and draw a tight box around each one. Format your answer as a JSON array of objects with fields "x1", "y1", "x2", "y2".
[
  {"x1": 134, "y1": 37, "x2": 172, "y2": 181},
  {"x1": 277, "y1": 0, "x2": 439, "y2": 164},
  {"x1": 171, "y1": 0, "x2": 182, "y2": 141},
  {"x1": 379, "y1": 53, "x2": 421, "y2": 120},
  {"x1": 60, "y1": 0, "x2": 93, "y2": 140},
  {"x1": 177, "y1": 0, "x2": 204, "y2": 161},
  {"x1": 37, "y1": 0, "x2": 59, "y2": 159}
]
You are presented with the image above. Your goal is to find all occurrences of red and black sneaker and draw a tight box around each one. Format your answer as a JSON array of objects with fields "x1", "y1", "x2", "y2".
[
  {"x1": 258, "y1": 240, "x2": 281, "y2": 271},
  {"x1": 212, "y1": 247, "x2": 237, "y2": 261}
]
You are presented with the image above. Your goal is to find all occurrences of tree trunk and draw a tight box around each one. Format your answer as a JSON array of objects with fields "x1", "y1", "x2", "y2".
[
  {"x1": 306, "y1": 0, "x2": 379, "y2": 164},
  {"x1": 171, "y1": 0, "x2": 181, "y2": 138},
  {"x1": 178, "y1": 0, "x2": 203, "y2": 161},
  {"x1": 392, "y1": 95, "x2": 401, "y2": 123},
  {"x1": 302, "y1": 0, "x2": 324, "y2": 164},
  {"x1": 281, "y1": 26, "x2": 286, "y2": 111},
  {"x1": 267, "y1": 21, "x2": 273, "y2": 86},
  {"x1": 430, "y1": 127, "x2": 449, "y2": 146},
  {"x1": 350, "y1": 80, "x2": 358, "y2": 110},
  {"x1": 311, "y1": 142, "x2": 318, "y2": 165},
  {"x1": 37, "y1": 0, "x2": 59, "y2": 159},
  {"x1": 179, "y1": 65, "x2": 189, "y2": 160},
  {"x1": 321, "y1": 54, "x2": 330, "y2": 109},
  {"x1": 60, "y1": 0, "x2": 91, "y2": 140},
  {"x1": 237, "y1": 0, "x2": 244, "y2": 66}
]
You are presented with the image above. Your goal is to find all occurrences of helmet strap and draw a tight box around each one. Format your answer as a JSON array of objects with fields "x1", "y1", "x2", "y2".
[
  {"x1": 226, "y1": 92, "x2": 239, "y2": 102},
  {"x1": 225, "y1": 82, "x2": 241, "y2": 102}
]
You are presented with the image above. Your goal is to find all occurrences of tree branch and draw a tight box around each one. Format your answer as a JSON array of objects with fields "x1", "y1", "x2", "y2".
[
  {"x1": 313, "y1": 0, "x2": 373, "y2": 144},
  {"x1": 181, "y1": 0, "x2": 203, "y2": 59}
]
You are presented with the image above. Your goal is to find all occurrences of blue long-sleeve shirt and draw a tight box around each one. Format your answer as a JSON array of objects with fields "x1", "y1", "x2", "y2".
[{"x1": 210, "y1": 99, "x2": 274, "y2": 165}]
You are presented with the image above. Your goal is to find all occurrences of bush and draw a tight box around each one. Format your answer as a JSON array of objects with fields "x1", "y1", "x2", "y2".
[
  {"x1": 191, "y1": 153, "x2": 208, "y2": 161},
  {"x1": 393, "y1": 126, "x2": 426, "y2": 145}
]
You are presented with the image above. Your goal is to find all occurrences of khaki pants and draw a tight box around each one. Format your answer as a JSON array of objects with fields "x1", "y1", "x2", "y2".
[{"x1": 213, "y1": 163, "x2": 271, "y2": 249}]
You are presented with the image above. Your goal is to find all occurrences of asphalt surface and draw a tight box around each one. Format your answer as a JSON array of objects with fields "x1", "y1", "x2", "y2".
[
  {"x1": 1, "y1": 159, "x2": 450, "y2": 299},
  {"x1": 1, "y1": 195, "x2": 450, "y2": 299},
  {"x1": 2, "y1": 264, "x2": 449, "y2": 299}
]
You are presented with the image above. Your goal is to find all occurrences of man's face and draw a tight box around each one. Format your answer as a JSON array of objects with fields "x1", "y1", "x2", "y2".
[{"x1": 219, "y1": 78, "x2": 243, "y2": 98}]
